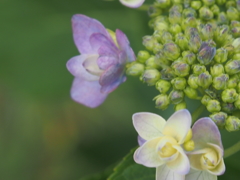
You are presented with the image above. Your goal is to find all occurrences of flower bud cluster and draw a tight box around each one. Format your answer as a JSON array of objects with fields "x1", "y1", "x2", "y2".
[{"x1": 126, "y1": 0, "x2": 240, "y2": 131}]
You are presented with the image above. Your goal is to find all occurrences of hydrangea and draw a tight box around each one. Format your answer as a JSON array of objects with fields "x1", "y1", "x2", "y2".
[
  {"x1": 119, "y1": 0, "x2": 145, "y2": 8},
  {"x1": 66, "y1": 14, "x2": 135, "y2": 108}
]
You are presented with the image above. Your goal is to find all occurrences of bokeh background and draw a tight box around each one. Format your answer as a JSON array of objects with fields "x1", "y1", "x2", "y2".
[{"x1": 0, "y1": 0, "x2": 240, "y2": 179}]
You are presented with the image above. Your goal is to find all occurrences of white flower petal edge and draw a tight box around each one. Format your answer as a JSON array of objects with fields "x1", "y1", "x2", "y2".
[
  {"x1": 185, "y1": 168, "x2": 217, "y2": 180},
  {"x1": 119, "y1": 0, "x2": 145, "y2": 8},
  {"x1": 156, "y1": 165, "x2": 185, "y2": 180}
]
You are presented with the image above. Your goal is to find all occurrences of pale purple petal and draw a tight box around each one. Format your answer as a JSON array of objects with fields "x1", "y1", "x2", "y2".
[
  {"x1": 83, "y1": 55, "x2": 104, "y2": 76},
  {"x1": 163, "y1": 109, "x2": 192, "y2": 144},
  {"x1": 132, "y1": 112, "x2": 166, "y2": 140},
  {"x1": 134, "y1": 137, "x2": 164, "y2": 167},
  {"x1": 116, "y1": 29, "x2": 136, "y2": 62},
  {"x1": 138, "y1": 135, "x2": 147, "y2": 146},
  {"x1": 72, "y1": 14, "x2": 109, "y2": 54},
  {"x1": 70, "y1": 78, "x2": 108, "y2": 108},
  {"x1": 97, "y1": 56, "x2": 118, "y2": 70},
  {"x1": 192, "y1": 118, "x2": 223, "y2": 150},
  {"x1": 156, "y1": 165, "x2": 185, "y2": 180},
  {"x1": 119, "y1": 0, "x2": 145, "y2": 8},
  {"x1": 185, "y1": 169, "x2": 217, "y2": 180},
  {"x1": 66, "y1": 55, "x2": 99, "y2": 81}
]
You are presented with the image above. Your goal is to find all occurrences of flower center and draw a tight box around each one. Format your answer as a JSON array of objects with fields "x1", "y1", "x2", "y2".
[
  {"x1": 201, "y1": 148, "x2": 218, "y2": 168},
  {"x1": 159, "y1": 142, "x2": 177, "y2": 158}
]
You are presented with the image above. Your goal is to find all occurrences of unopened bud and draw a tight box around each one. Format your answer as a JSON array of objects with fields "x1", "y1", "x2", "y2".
[
  {"x1": 174, "y1": 101, "x2": 187, "y2": 111},
  {"x1": 192, "y1": 64, "x2": 206, "y2": 75},
  {"x1": 126, "y1": 62, "x2": 145, "y2": 76},
  {"x1": 169, "y1": 5, "x2": 182, "y2": 24},
  {"x1": 210, "y1": 112, "x2": 227, "y2": 128},
  {"x1": 148, "y1": 5, "x2": 162, "y2": 18},
  {"x1": 169, "y1": 23, "x2": 182, "y2": 35},
  {"x1": 171, "y1": 77, "x2": 187, "y2": 90},
  {"x1": 171, "y1": 60, "x2": 190, "y2": 77},
  {"x1": 232, "y1": 27, "x2": 240, "y2": 38},
  {"x1": 227, "y1": 7, "x2": 239, "y2": 21},
  {"x1": 198, "y1": 71, "x2": 213, "y2": 89},
  {"x1": 184, "y1": 86, "x2": 200, "y2": 99},
  {"x1": 183, "y1": 140, "x2": 195, "y2": 151},
  {"x1": 206, "y1": 99, "x2": 221, "y2": 113},
  {"x1": 225, "y1": 60, "x2": 240, "y2": 75},
  {"x1": 214, "y1": 48, "x2": 228, "y2": 63},
  {"x1": 142, "y1": 36, "x2": 158, "y2": 51},
  {"x1": 237, "y1": 82, "x2": 240, "y2": 93},
  {"x1": 169, "y1": 90, "x2": 184, "y2": 104},
  {"x1": 201, "y1": 95, "x2": 211, "y2": 106},
  {"x1": 213, "y1": 74, "x2": 229, "y2": 90},
  {"x1": 200, "y1": 24, "x2": 214, "y2": 40},
  {"x1": 137, "y1": 50, "x2": 151, "y2": 63},
  {"x1": 155, "y1": 0, "x2": 171, "y2": 8},
  {"x1": 182, "y1": 51, "x2": 196, "y2": 65},
  {"x1": 191, "y1": 1, "x2": 202, "y2": 10},
  {"x1": 187, "y1": 28, "x2": 202, "y2": 53},
  {"x1": 203, "y1": 0, "x2": 215, "y2": 6},
  {"x1": 161, "y1": 67, "x2": 176, "y2": 80},
  {"x1": 197, "y1": 42, "x2": 216, "y2": 65},
  {"x1": 163, "y1": 42, "x2": 181, "y2": 61},
  {"x1": 211, "y1": 4, "x2": 220, "y2": 15},
  {"x1": 181, "y1": 17, "x2": 197, "y2": 30},
  {"x1": 237, "y1": 0, "x2": 240, "y2": 11},
  {"x1": 234, "y1": 96, "x2": 240, "y2": 109},
  {"x1": 188, "y1": 74, "x2": 199, "y2": 89},
  {"x1": 160, "y1": 31, "x2": 173, "y2": 44},
  {"x1": 141, "y1": 69, "x2": 161, "y2": 86},
  {"x1": 154, "y1": 94, "x2": 170, "y2": 110},
  {"x1": 222, "y1": 88, "x2": 238, "y2": 103},
  {"x1": 216, "y1": 0, "x2": 226, "y2": 5},
  {"x1": 175, "y1": 33, "x2": 189, "y2": 51},
  {"x1": 221, "y1": 102, "x2": 236, "y2": 113},
  {"x1": 156, "y1": 79, "x2": 171, "y2": 93},
  {"x1": 217, "y1": 12, "x2": 229, "y2": 25},
  {"x1": 154, "y1": 18, "x2": 169, "y2": 31},
  {"x1": 199, "y1": 6, "x2": 214, "y2": 20},
  {"x1": 155, "y1": 50, "x2": 171, "y2": 68},
  {"x1": 145, "y1": 56, "x2": 160, "y2": 69},
  {"x1": 225, "y1": 116, "x2": 240, "y2": 132},
  {"x1": 182, "y1": 7, "x2": 197, "y2": 18},
  {"x1": 227, "y1": 75, "x2": 239, "y2": 88},
  {"x1": 210, "y1": 64, "x2": 225, "y2": 77},
  {"x1": 233, "y1": 53, "x2": 240, "y2": 60},
  {"x1": 232, "y1": 38, "x2": 240, "y2": 53}
]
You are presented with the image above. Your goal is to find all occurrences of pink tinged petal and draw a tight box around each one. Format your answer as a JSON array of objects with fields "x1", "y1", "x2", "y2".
[
  {"x1": 97, "y1": 56, "x2": 118, "y2": 70},
  {"x1": 185, "y1": 169, "x2": 217, "y2": 180},
  {"x1": 132, "y1": 112, "x2": 166, "y2": 140},
  {"x1": 72, "y1": 14, "x2": 109, "y2": 54},
  {"x1": 83, "y1": 55, "x2": 104, "y2": 76},
  {"x1": 116, "y1": 29, "x2": 136, "y2": 62},
  {"x1": 138, "y1": 135, "x2": 147, "y2": 146},
  {"x1": 134, "y1": 137, "x2": 164, "y2": 167},
  {"x1": 119, "y1": 0, "x2": 145, "y2": 8},
  {"x1": 156, "y1": 165, "x2": 185, "y2": 180},
  {"x1": 70, "y1": 78, "x2": 108, "y2": 108},
  {"x1": 192, "y1": 117, "x2": 223, "y2": 150},
  {"x1": 66, "y1": 55, "x2": 99, "y2": 81},
  {"x1": 163, "y1": 109, "x2": 192, "y2": 144},
  {"x1": 167, "y1": 145, "x2": 190, "y2": 175}
]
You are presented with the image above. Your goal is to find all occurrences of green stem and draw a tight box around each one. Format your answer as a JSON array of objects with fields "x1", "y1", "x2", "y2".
[
  {"x1": 137, "y1": 4, "x2": 150, "y2": 11},
  {"x1": 191, "y1": 104, "x2": 205, "y2": 124},
  {"x1": 224, "y1": 141, "x2": 240, "y2": 158}
]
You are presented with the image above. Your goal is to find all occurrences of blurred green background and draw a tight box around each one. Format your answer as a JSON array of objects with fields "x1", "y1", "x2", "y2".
[{"x1": 0, "y1": 0, "x2": 240, "y2": 179}]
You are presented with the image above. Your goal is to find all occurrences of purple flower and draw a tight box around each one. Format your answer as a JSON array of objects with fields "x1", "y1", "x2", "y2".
[{"x1": 66, "y1": 15, "x2": 135, "y2": 108}]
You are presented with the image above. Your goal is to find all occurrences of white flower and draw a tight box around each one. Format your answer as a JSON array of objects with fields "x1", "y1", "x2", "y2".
[{"x1": 119, "y1": 0, "x2": 145, "y2": 8}]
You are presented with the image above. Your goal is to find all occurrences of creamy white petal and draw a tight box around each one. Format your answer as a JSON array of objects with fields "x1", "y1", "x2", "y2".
[
  {"x1": 156, "y1": 165, "x2": 185, "y2": 180},
  {"x1": 185, "y1": 169, "x2": 217, "y2": 180}
]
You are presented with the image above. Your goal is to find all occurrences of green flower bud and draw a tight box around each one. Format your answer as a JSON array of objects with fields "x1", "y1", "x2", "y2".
[
  {"x1": 181, "y1": 17, "x2": 197, "y2": 30},
  {"x1": 193, "y1": 64, "x2": 207, "y2": 75},
  {"x1": 210, "y1": 112, "x2": 227, "y2": 128},
  {"x1": 169, "y1": 23, "x2": 182, "y2": 35},
  {"x1": 156, "y1": 79, "x2": 171, "y2": 93},
  {"x1": 214, "y1": 48, "x2": 228, "y2": 63},
  {"x1": 217, "y1": 12, "x2": 229, "y2": 25},
  {"x1": 169, "y1": 90, "x2": 184, "y2": 104},
  {"x1": 227, "y1": 7, "x2": 239, "y2": 21},
  {"x1": 231, "y1": 20, "x2": 240, "y2": 28},
  {"x1": 222, "y1": 88, "x2": 239, "y2": 103},
  {"x1": 232, "y1": 38, "x2": 240, "y2": 53},
  {"x1": 163, "y1": 42, "x2": 181, "y2": 61},
  {"x1": 225, "y1": 116, "x2": 240, "y2": 132},
  {"x1": 184, "y1": 86, "x2": 200, "y2": 99},
  {"x1": 154, "y1": 19, "x2": 169, "y2": 31},
  {"x1": 126, "y1": 62, "x2": 145, "y2": 76},
  {"x1": 155, "y1": 0, "x2": 171, "y2": 8},
  {"x1": 206, "y1": 99, "x2": 221, "y2": 113},
  {"x1": 231, "y1": 26, "x2": 240, "y2": 38},
  {"x1": 227, "y1": 75, "x2": 239, "y2": 88},
  {"x1": 213, "y1": 74, "x2": 229, "y2": 90},
  {"x1": 174, "y1": 101, "x2": 187, "y2": 111},
  {"x1": 171, "y1": 77, "x2": 187, "y2": 90},
  {"x1": 148, "y1": 6, "x2": 162, "y2": 18},
  {"x1": 155, "y1": 50, "x2": 171, "y2": 68},
  {"x1": 197, "y1": 71, "x2": 213, "y2": 89},
  {"x1": 145, "y1": 56, "x2": 160, "y2": 69},
  {"x1": 234, "y1": 96, "x2": 240, "y2": 109},
  {"x1": 237, "y1": 0, "x2": 240, "y2": 11},
  {"x1": 211, "y1": 4, "x2": 220, "y2": 15},
  {"x1": 161, "y1": 67, "x2": 176, "y2": 80},
  {"x1": 182, "y1": 7, "x2": 197, "y2": 18},
  {"x1": 226, "y1": 1, "x2": 236, "y2": 8},
  {"x1": 182, "y1": 51, "x2": 196, "y2": 65},
  {"x1": 224, "y1": 44, "x2": 235, "y2": 57},
  {"x1": 175, "y1": 33, "x2": 189, "y2": 51},
  {"x1": 184, "y1": 0, "x2": 191, "y2": 8},
  {"x1": 237, "y1": 82, "x2": 240, "y2": 93},
  {"x1": 191, "y1": 1, "x2": 202, "y2": 10},
  {"x1": 201, "y1": 94, "x2": 211, "y2": 106},
  {"x1": 199, "y1": 6, "x2": 214, "y2": 20},
  {"x1": 200, "y1": 24, "x2": 214, "y2": 41},
  {"x1": 221, "y1": 102, "x2": 236, "y2": 113},
  {"x1": 187, "y1": 28, "x2": 202, "y2": 53},
  {"x1": 197, "y1": 42, "x2": 216, "y2": 65},
  {"x1": 171, "y1": 60, "x2": 190, "y2": 77},
  {"x1": 137, "y1": 50, "x2": 151, "y2": 63},
  {"x1": 188, "y1": 74, "x2": 199, "y2": 89},
  {"x1": 160, "y1": 31, "x2": 173, "y2": 44},
  {"x1": 142, "y1": 36, "x2": 158, "y2": 51},
  {"x1": 225, "y1": 60, "x2": 240, "y2": 75},
  {"x1": 214, "y1": 25, "x2": 229, "y2": 45},
  {"x1": 233, "y1": 53, "x2": 240, "y2": 59},
  {"x1": 141, "y1": 69, "x2": 161, "y2": 86},
  {"x1": 169, "y1": 5, "x2": 182, "y2": 24},
  {"x1": 210, "y1": 64, "x2": 225, "y2": 77},
  {"x1": 154, "y1": 94, "x2": 170, "y2": 110},
  {"x1": 152, "y1": 43, "x2": 163, "y2": 54},
  {"x1": 216, "y1": 0, "x2": 226, "y2": 5},
  {"x1": 205, "y1": 88, "x2": 217, "y2": 99},
  {"x1": 203, "y1": 0, "x2": 215, "y2": 6}
]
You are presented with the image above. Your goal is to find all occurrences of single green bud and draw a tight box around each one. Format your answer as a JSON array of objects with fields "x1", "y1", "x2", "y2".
[
  {"x1": 214, "y1": 25, "x2": 229, "y2": 45},
  {"x1": 142, "y1": 36, "x2": 158, "y2": 51},
  {"x1": 174, "y1": 101, "x2": 187, "y2": 111},
  {"x1": 203, "y1": 0, "x2": 215, "y2": 6},
  {"x1": 145, "y1": 56, "x2": 160, "y2": 69},
  {"x1": 217, "y1": 12, "x2": 229, "y2": 25},
  {"x1": 233, "y1": 53, "x2": 240, "y2": 59},
  {"x1": 141, "y1": 69, "x2": 161, "y2": 86},
  {"x1": 137, "y1": 50, "x2": 151, "y2": 63},
  {"x1": 234, "y1": 96, "x2": 240, "y2": 109},
  {"x1": 169, "y1": 23, "x2": 182, "y2": 35},
  {"x1": 225, "y1": 116, "x2": 240, "y2": 132},
  {"x1": 232, "y1": 38, "x2": 240, "y2": 53},
  {"x1": 211, "y1": 4, "x2": 220, "y2": 15},
  {"x1": 206, "y1": 99, "x2": 221, "y2": 113},
  {"x1": 227, "y1": 75, "x2": 239, "y2": 88},
  {"x1": 148, "y1": 6, "x2": 162, "y2": 18},
  {"x1": 155, "y1": 0, "x2": 171, "y2": 8},
  {"x1": 188, "y1": 74, "x2": 199, "y2": 89},
  {"x1": 200, "y1": 24, "x2": 214, "y2": 41},
  {"x1": 201, "y1": 94, "x2": 211, "y2": 105},
  {"x1": 182, "y1": 7, "x2": 197, "y2": 18},
  {"x1": 169, "y1": 90, "x2": 184, "y2": 104},
  {"x1": 227, "y1": 7, "x2": 239, "y2": 21},
  {"x1": 187, "y1": 28, "x2": 202, "y2": 53},
  {"x1": 210, "y1": 112, "x2": 227, "y2": 128},
  {"x1": 184, "y1": 86, "x2": 200, "y2": 99},
  {"x1": 210, "y1": 64, "x2": 225, "y2": 77},
  {"x1": 152, "y1": 43, "x2": 163, "y2": 54},
  {"x1": 152, "y1": 30, "x2": 163, "y2": 41},
  {"x1": 171, "y1": 60, "x2": 190, "y2": 77},
  {"x1": 156, "y1": 79, "x2": 171, "y2": 93},
  {"x1": 225, "y1": 60, "x2": 240, "y2": 75},
  {"x1": 163, "y1": 43, "x2": 181, "y2": 61},
  {"x1": 216, "y1": 0, "x2": 226, "y2": 5},
  {"x1": 126, "y1": 62, "x2": 145, "y2": 76},
  {"x1": 184, "y1": 0, "x2": 191, "y2": 8},
  {"x1": 175, "y1": 33, "x2": 189, "y2": 51},
  {"x1": 155, "y1": 50, "x2": 171, "y2": 68},
  {"x1": 205, "y1": 88, "x2": 218, "y2": 99},
  {"x1": 214, "y1": 48, "x2": 228, "y2": 63},
  {"x1": 154, "y1": 19, "x2": 169, "y2": 31},
  {"x1": 224, "y1": 44, "x2": 235, "y2": 57},
  {"x1": 221, "y1": 102, "x2": 236, "y2": 113},
  {"x1": 182, "y1": 51, "x2": 196, "y2": 65},
  {"x1": 154, "y1": 94, "x2": 170, "y2": 110},
  {"x1": 169, "y1": 5, "x2": 182, "y2": 24},
  {"x1": 197, "y1": 42, "x2": 216, "y2": 65},
  {"x1": 161, "y1": 67, "x2": 176, "y2": 80},
  {"x1": 213, "y1": 74, "x2": 229, "y2": 90},
  {"x1": 171, "y1": 77, "x2": 187, "y2": 90},
  {"x1": 232, "y1": 27, "x2": 240, "y2": 38},
  {"x1": 231, "y1": 20, "x2": 240, "y2": 28},
  {"x1": 222, "y1": 88, "x2": 239, "y2": 103},
  {"x1": 160, "y1": 31, "x2": 173, "y2": 44},
  {"x1": 193, "y1": 64, "x2": 206, "y2": 75},
  {"x1": 181, "y1": 17, "x2": 197, "y2": 30},
  {"x1": 197, "y1": 71, "x2": 213, "y2": 89},
  {"x1": 199, "y1": 6, "x2": 214, "y2": 20},
  {"x1": 191, "y1": 1, "x2": 202, "y2": 10},
  {"x1": 237, "y1": 82, "x2": 240, "y2": 93},
  {"x1": 226, "y1": 1, "x2": 236, "y2": 8}
]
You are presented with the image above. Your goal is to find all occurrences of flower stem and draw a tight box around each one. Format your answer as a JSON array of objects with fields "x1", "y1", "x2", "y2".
[
  {"x1": 224, "y1": 141, "x2": 240, "y2": 158},
  {"x1": 137, "y1": 4, "x2": 150, "y2": 11},
  {"x1": 191, "y1": 104, "x2": 205, "y2": 124}
]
